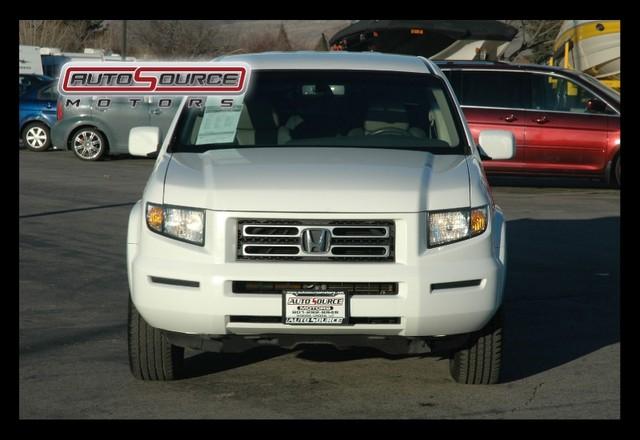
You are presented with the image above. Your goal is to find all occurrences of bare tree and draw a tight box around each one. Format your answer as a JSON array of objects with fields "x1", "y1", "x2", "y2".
[
  {"x1": 20, "y1": 20, "x2": 70, "y2": 48},
  {"x1": 236, "y1": 23, "x2": 298, "y2": 54},
  {"x1": 275, "y1": 23, "x2": 293, "y2": 51},
  {"x1": 127, "y1": 20, "x2": 225, "y2": 59},
  {"x1": 503, "y1": 20, "x2": 563, "y2": 64},
  {"x1": 313, "y1": 33, "x2": 329, "y2": 51},
  {"x1": 19, "y1": 20, "x2": 113, "y2": 52}
]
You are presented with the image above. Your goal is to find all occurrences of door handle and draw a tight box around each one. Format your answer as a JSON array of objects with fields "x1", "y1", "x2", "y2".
[
  {"x1": 503, "y1": 114, "x2": 517, "y2": 122},
  {"x1": 534, "y1": 115, "x2": 550, "y2": 124}
]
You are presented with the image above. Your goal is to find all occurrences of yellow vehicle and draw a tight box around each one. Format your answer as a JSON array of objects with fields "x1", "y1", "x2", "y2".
[{"x1": 550, "y1": 20, "x2": 620, "y2": 92}]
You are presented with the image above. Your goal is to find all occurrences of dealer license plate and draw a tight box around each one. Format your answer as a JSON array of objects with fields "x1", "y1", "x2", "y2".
[{"x1": 283, "y1": 290, "x2": 348, "y2": 325}]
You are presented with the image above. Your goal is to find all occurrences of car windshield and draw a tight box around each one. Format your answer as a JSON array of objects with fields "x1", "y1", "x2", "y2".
[{"x1": 170, "y1": 70, "x2": 467, "y2": 154}]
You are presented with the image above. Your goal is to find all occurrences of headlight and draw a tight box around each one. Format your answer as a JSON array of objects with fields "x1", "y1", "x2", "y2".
[
  {"x1": 146, "y1": 202, "x2": 205, "y2": 246},
  {"x1": 428, "y1": 206, "x2": 488, "y2": 248}
]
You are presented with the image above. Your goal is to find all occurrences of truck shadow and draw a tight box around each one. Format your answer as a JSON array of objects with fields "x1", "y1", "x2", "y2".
[
  {"x1": 498, "y1": 216, "x2": 619, "y2": 382},
  {"x1": 181, "y1": 217, "x2": 619, "y2": 383},
  {"x1": 181, "y1": 347, "x2": 289, "y2": 379}
]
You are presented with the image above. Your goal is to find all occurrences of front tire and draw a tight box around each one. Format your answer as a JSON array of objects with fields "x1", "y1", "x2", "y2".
[
  {"x1": 449, "y1": 308, "x2": 503, "y2": 385},
  {"x1": 22, "y1": 122, "x2": 51, "y2": 152},
  {"x1": 128, "y1": 297, "x2": 184, "y2": 381},
  {"x1": 613, "y1": 155, "x2": 621, "y2": 188},
  {"x1": 71, "y1": 128, "x2": 107, "y2": 161}
]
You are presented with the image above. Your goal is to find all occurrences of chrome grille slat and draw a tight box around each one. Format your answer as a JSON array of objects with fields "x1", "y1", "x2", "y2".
[
  {"x1": 237, "y1": 219, "x2": 395, "y2": 262},
  {"x1": 329, "y1": 245, "x2": 390, "y2": 257},
  {"x1": 241, "y1": 244, "x2": 390, "y2": 258},
  {"x1": 242, "y1": 225, "x2": 300, "y2": 237},
  {"x1": 242, "y1": 224, "x2": 389, "y2": 238}
]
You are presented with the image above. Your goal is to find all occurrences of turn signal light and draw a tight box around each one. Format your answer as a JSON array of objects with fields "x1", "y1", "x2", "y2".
[
  {"x1": 146, "y1": 205, "x2": 164, "y2": 232},
  {"x1": 470, "y1": 208, "x2": 488, "y2": 236}
]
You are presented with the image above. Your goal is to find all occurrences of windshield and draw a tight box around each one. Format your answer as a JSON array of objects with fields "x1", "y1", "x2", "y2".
[{"x1": 170, "y1": 70, "x2": 467, "y2": 154}]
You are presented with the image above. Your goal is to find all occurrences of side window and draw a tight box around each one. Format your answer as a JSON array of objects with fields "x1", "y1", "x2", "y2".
[
  {"x1": 37, "y1": 85, "x2": 58, "y2": 101},
  {"x1": 459, "y1": 71, "x2": 527, "y2": 108},
  {"x1": 19, "y1": 76, "x2": 33, "y2": 95},
  {"x1": 529, "y1": 73, "x2": 614, "y2": 114}
]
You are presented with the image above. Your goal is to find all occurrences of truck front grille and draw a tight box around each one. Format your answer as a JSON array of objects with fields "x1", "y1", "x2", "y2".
[{"x1": 237, "y1": 219, "x2": 395, "y2": 262}]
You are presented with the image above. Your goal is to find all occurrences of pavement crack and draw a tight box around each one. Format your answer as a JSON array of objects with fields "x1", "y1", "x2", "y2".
[{"x1": 524, "y1": 382, "x2": 544, "y2": 407}]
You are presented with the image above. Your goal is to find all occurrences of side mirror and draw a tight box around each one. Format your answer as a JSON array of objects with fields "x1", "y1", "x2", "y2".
[
  {"x1": 477, "y1": 146, "x2": 492, "y2": 161},
  {"x1": 586, "y1": 98, "x2": 607, "y2": 113},
  {"x1": 478, "y1": 130, "x2": 515, "y2": 160},
  {"x1": 129, "y1": 126, "x2": 160, "y2": 157}
]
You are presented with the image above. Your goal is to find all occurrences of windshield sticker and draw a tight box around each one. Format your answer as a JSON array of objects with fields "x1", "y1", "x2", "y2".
[{"x1": 195, "y1": 96, "x2": 244, "y2": 145}]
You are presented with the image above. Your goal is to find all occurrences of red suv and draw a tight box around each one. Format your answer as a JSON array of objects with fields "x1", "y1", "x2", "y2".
[{"x1": 436, "y1": 61, "x2": 620, "y2": 186}]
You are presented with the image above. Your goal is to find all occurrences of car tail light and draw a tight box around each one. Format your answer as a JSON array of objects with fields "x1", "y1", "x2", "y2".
[{"x1": 56, "y1": 99, "x2": 63, "y2": 120}]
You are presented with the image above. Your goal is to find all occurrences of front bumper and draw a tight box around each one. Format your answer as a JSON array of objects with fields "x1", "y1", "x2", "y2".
[{"x1": 128, "y1": 204, "x2": 507, "y2": 338}]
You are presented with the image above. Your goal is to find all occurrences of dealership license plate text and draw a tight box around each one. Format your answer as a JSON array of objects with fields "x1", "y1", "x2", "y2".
[{"x1": 284, "y1": 291, "x2": 347, "y2": 325}]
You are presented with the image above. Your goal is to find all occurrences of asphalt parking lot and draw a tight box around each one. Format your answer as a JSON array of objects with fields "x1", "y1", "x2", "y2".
[{"x1": 19, "y1": 148, "x2": 620, "y2": 419}]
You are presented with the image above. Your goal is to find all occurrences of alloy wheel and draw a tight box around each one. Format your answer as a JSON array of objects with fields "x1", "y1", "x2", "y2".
[{"x1": 73, "y1": 130, "x2": 103, "y2": 160}]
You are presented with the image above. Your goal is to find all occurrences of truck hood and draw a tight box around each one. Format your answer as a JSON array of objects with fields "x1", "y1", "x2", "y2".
[{"x1": 162, "y1": 147, "x2": 470, "y2": 213}]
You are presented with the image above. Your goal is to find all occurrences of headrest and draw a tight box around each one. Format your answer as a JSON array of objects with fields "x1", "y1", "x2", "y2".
[
  {"x1": 364, "y1": 102, "x2": 409, "y2": 132},
  {"x1": 237, "y1": 101, "x2": 280, "y2": 131}
]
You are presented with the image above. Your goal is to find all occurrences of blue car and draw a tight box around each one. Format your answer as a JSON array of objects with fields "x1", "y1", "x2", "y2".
[{"x1": 19, "y1": 80, "x2": 58, "y2": 152}]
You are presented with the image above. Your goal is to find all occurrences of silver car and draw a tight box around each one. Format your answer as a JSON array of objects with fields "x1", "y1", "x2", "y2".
[{"x1": 51, "y1": 95, "x2": 179, "y2": 161}]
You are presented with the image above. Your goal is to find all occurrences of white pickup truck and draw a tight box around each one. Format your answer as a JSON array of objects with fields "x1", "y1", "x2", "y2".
[{"x1": 126, "y1": 52, "x2": 514, "y2": 384}]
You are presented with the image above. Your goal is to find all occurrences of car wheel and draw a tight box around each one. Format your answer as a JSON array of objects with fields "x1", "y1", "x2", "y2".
[
  {"x1": 71, "y1": 128, "x2": 107, "y2": 161},
  {"x1": 614, "y1": 155, "x2": 621, "y2": 188},
  {"x1": 22, "y1": 122, "x2": 51, "y2": 152},
  {"x1": 128, "y1": 296, "x2": 184, "y2": 381},
  {"x1": 449, "y1": 307, "x2": 503, "y2": 385}
]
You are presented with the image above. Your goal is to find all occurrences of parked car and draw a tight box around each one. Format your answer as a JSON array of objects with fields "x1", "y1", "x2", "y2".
[
  {"x1": 51, "y1": 95, "x2": 178, "y2": 161},
  {"x1": 19, "y1": 80, "x2": 58, "y2": 152},
  {"x1": 19, "y1": 73, "x2": 54, "y2": 96},
  {"x1": 126, "y1": 52, "x2": 514, "y2": 384},
  {"x1": 435, "y1": 61, "x2": 620, "y2": 186}
]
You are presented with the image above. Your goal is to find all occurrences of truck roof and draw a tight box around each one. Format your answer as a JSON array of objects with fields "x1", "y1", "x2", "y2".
[{"x1": 217, "y1": 51, "x2": 436, "y2": 75}]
